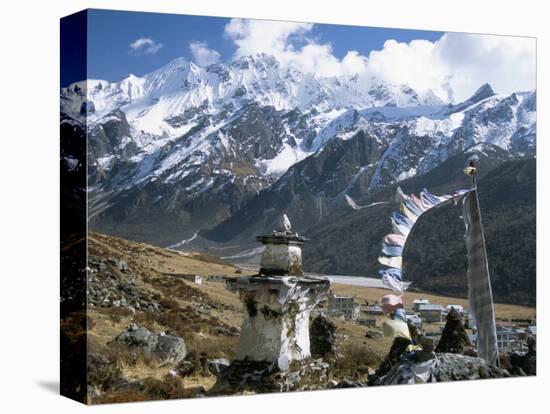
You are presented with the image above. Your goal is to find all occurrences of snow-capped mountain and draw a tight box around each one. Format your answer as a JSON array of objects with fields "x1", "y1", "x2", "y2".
[
  {"x1": 60, "y1": 53, "x2": 536, "y2": 246},
  {"x1": 62, "y1": 54, "x2": 443, "y2": 124}
]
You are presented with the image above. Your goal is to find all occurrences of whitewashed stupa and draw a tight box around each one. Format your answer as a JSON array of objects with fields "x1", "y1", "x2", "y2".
[{"x1": 226, "y1": 215, "x2": 331, "y2": 369}]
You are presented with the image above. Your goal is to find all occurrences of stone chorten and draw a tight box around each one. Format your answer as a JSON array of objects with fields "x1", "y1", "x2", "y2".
[{"x1": 226, "y1": 215, "x2": 331, "y2": 369}]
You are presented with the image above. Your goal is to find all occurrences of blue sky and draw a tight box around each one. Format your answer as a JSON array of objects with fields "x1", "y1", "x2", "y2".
[
  {"x1": 61, "y1": 9, "x2": 535, "y2": 102},
  {"x1": 82, "y1": 9, "x2": 443, "y2": 84}
]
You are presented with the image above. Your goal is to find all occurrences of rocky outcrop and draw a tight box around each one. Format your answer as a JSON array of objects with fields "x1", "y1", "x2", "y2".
[{"x1": 206, "y1": 130, "x2": 386, "y2": 242}]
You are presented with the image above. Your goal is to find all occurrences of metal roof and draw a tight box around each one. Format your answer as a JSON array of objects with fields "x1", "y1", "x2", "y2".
[{"x1": 418, "y1": 304, "x2": 444, "y2": 311}]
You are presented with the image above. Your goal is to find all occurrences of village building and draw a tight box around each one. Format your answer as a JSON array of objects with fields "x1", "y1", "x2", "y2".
[
  {"x1": 412, "y1": 298, "x2": 430, "y2": 312},
  {"x1": 496, "y1": 326, "x2": 528, "y2": 353},
  {"x1": 327, "y1": 293, "x2": 360, "y2": 320},
  {"x1": 363, "y1": 305, "x2": 384, "y2": 315},
  {"x1": 418, "y1": 304, "x2": 445, "y2": 323}
]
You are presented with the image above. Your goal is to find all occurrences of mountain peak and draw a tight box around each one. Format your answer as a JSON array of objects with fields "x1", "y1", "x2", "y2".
[
  {"x1": 446, "y1": 83, "x2": 496, "y2": 115},
  {"x1": 231, "y1": 53, "x2": 280, "y2": 69},
  {"x1": 154, "y1": 56, "x2": 190, "y2": 73},
  {"x1": 469, "y1": 83, "x2": 495, "y2": 102}
]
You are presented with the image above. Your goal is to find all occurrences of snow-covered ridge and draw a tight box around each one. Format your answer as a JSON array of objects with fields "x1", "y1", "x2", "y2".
[
  {"x1": 62, "y1": 53, "x2": 536, "y2": 221},
  {"x1": 61, "y1": 53, "x2": 443, "y2": 134}
]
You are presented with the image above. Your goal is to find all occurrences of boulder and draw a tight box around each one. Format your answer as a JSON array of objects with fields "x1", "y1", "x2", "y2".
[
  {"x1": 155, "y1": 334, "x2": 187, "y2": 365},
  {"x1": 113, "y1": 324, "x2": 186, "y2": 366},
  {"x1": 115, "y1": 323, "x2": 156, "y2": 353}
]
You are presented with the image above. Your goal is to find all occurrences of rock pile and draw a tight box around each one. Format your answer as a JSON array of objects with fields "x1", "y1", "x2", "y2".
[
  {"x1": 211, "y1": 358, "x2": 331, "y2": 395},
  {"x1": 373, "y1": 353, "x2": 510, "y2": 385},
  {"x1": 508, "y1": 336, "x2": 536, "y2": 376},
  {"x1": 435, "y1": 308, "x2": 471, "y2": 354},
  {"x1": 310, "y1": 314, "x2": 338, "y2": 358},
  {"x1": 328, "y1": 378, "x2": 368, "y2": 388},
  {"x1": 368, "y1": 309, "x2": 527, "y2": 386},
  {"x1": 87, "y1": 255, "x2": 160, "y2": 312}
]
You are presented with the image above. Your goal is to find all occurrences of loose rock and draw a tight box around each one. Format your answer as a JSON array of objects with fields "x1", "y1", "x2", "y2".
[{"x1": 373, "y1": 353, "x2": 510, "y2": 385}]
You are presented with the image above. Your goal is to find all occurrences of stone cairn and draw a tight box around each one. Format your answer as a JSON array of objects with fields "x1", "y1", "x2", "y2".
[
  {"x1": 435, "y1": 307, "x2": 472, "y2": 354},
  {"x1": 212, "y1": 215, "x2": 332, "y2": 394}
]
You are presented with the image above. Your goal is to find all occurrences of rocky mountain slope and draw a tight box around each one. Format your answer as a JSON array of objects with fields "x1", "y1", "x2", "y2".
[
  {"x1": 60, "y1": 54, "x2": 536, "y2": 305},
  {"x1": 60, "y1": 54, "x2": 535, "y2": 247},
  {"x1": 301, "y1": 156, "x2": 536, "y2": 306},
  {"x1": 204, "y1": 85, "x2": 535, "y2": 244}
]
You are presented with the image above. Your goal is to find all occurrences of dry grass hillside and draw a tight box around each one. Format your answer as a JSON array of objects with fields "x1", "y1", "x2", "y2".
[{"x1": 84, "y1": 232, "x2": 535, "y2": 403}]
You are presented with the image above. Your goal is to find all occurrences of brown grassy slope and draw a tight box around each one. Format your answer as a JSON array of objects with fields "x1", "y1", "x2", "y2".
[
  {"x1": 85, "y1": 232, "x2": 535, "y2": 401},
  {"x1": 89, "y1": 232, "x2": 246, "y2": 277},
  {"x1": 87, "y1": 232, "x2": 254, "y2": 400}
]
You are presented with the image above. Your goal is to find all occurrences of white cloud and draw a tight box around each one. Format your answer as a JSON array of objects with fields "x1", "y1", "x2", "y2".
[
  {"x1": 129, "y1": 37, "x2": 163, "y2": 55},
  {"x1": 361, "y1": 33, "x2": 535, "y2": 102},
  {"x1": 189, "y1": 41, "x2": 221, "y2": 66},
  {"x1": 362, "y1": 39, "x2": 446, "y2": 97},
  {"x1": 223, "y1": 18, "x2": 536, "y2": 102},
  {"x1": 224, "y1": 18, "x2": 362, "y2": 77},
  {"x1": 434, "y1": 33, "x2": 536, "y2": 101},
  {"x1": 224, "y1": 19, "x2": 312, "y2": 57}
]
